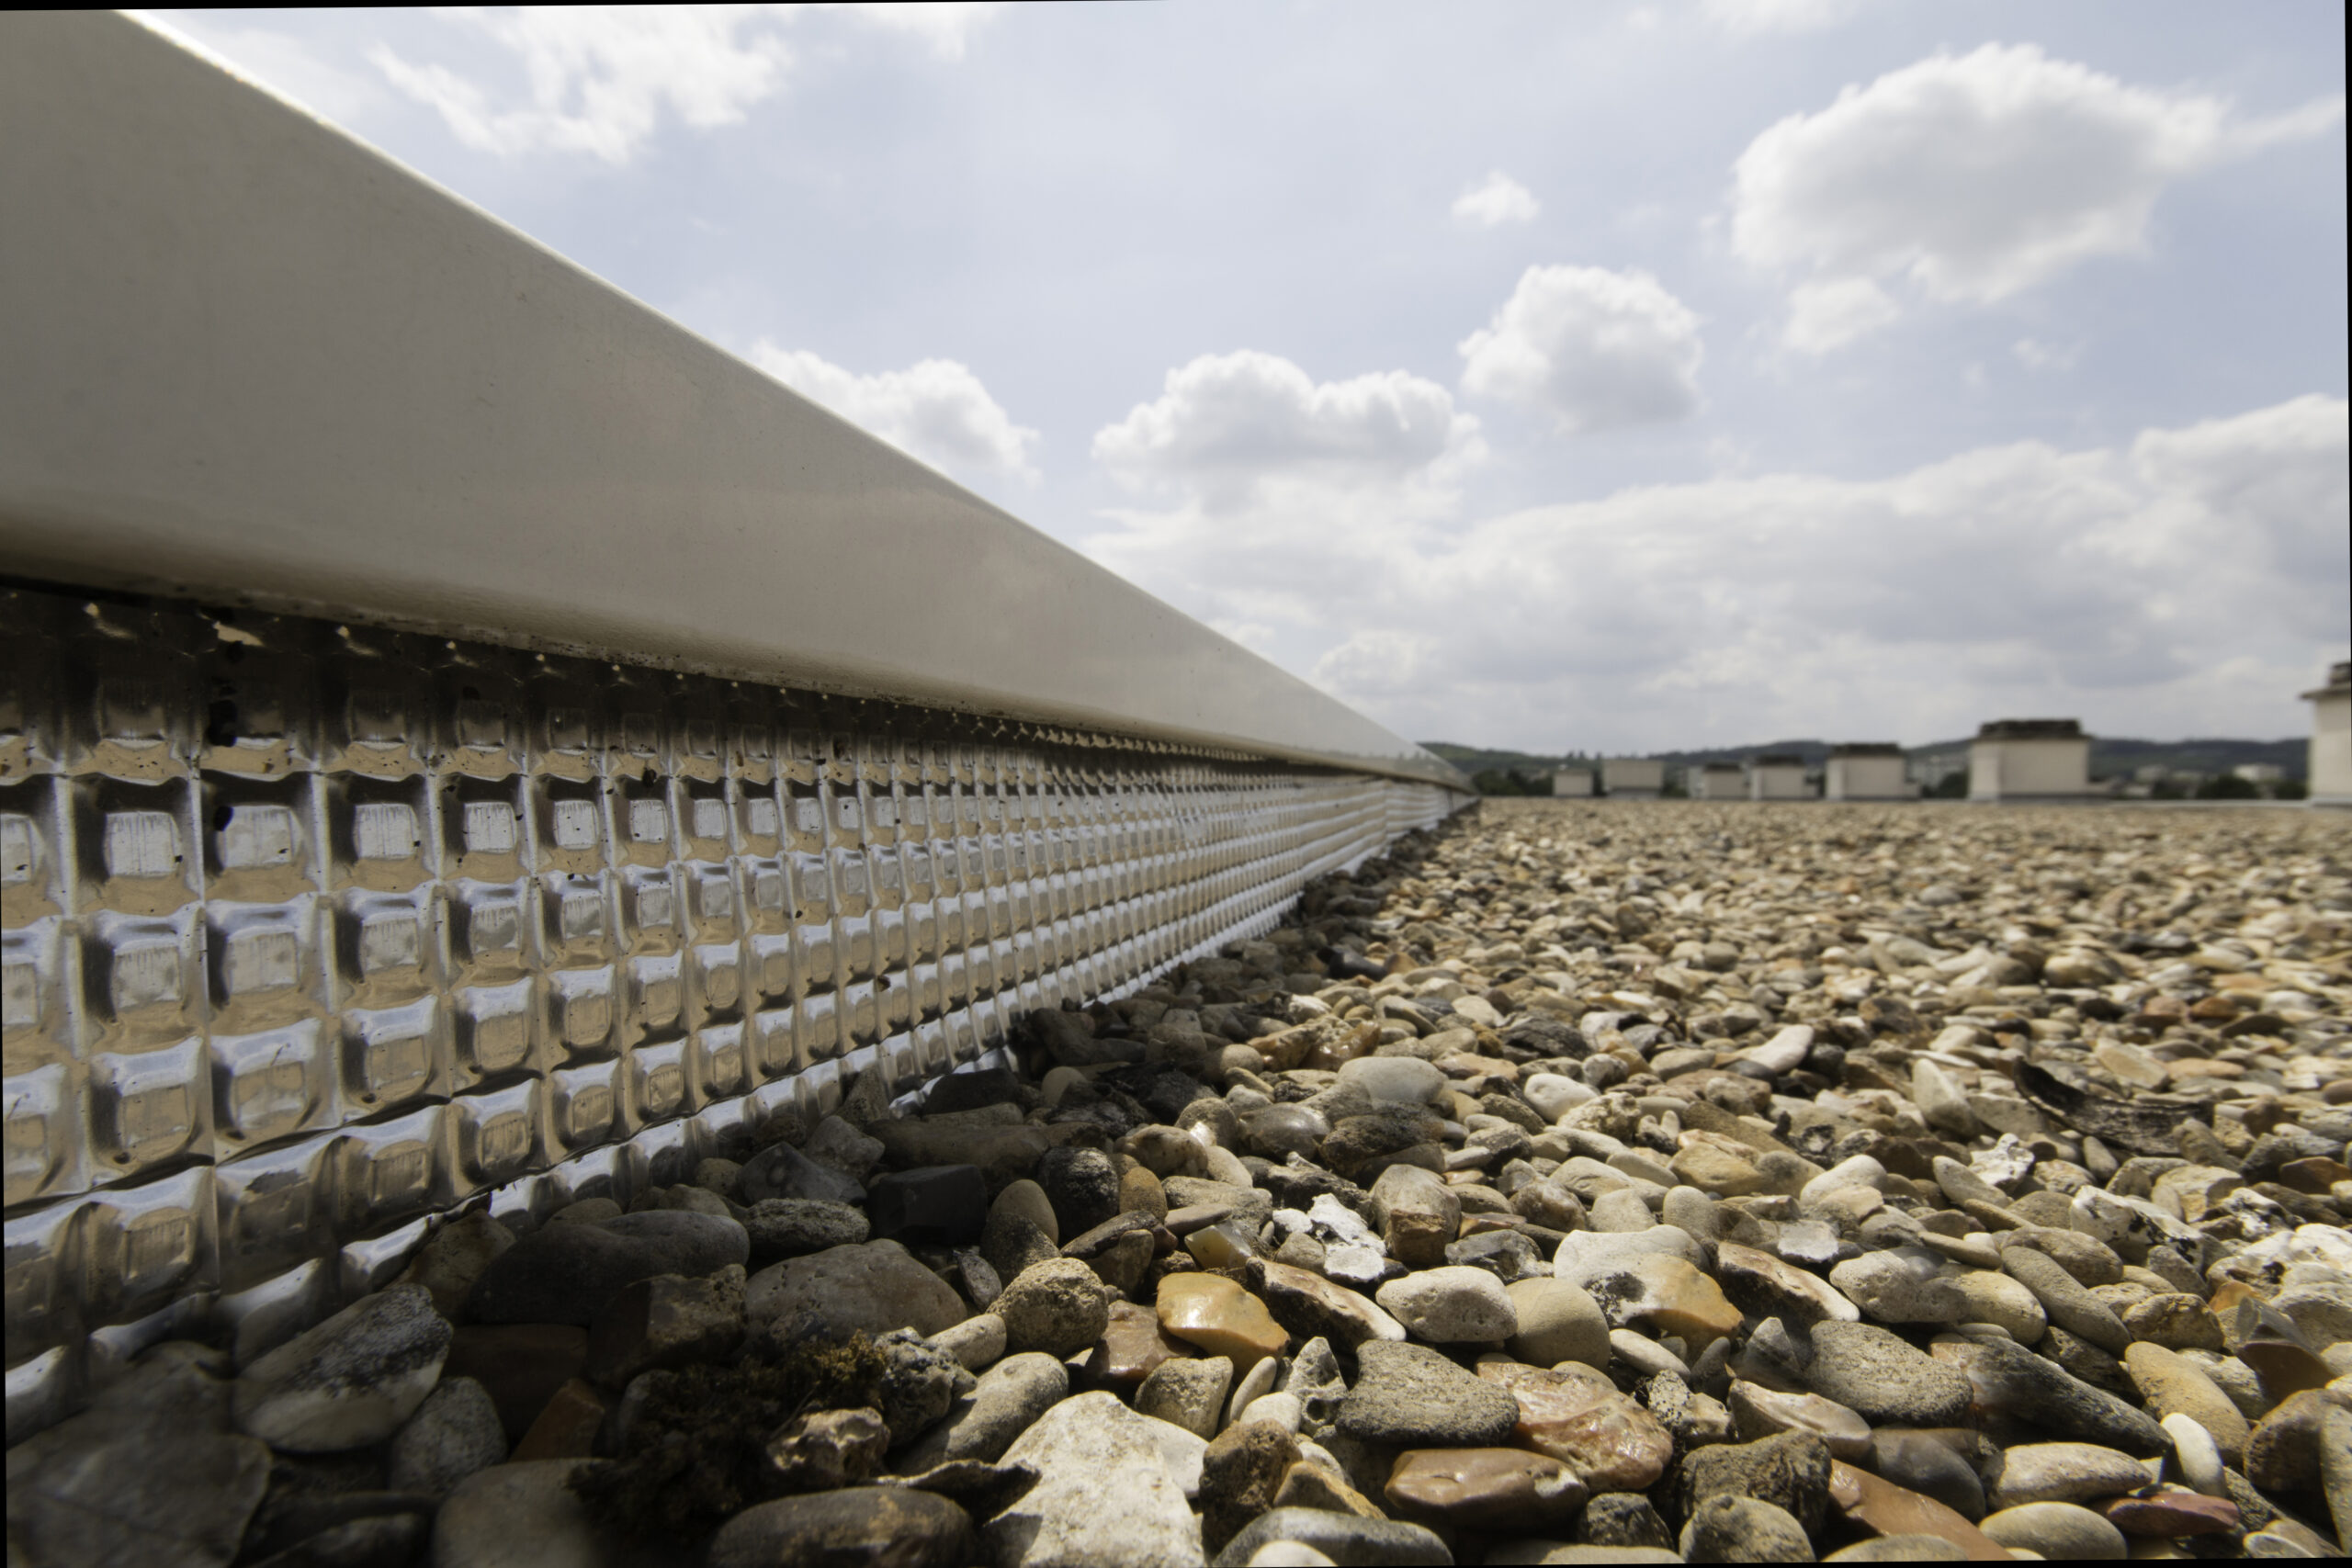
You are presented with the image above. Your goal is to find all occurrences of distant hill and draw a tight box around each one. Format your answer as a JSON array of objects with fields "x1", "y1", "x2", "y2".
[{"x1": 1422, "y1": 736, "x2": 2309, "y2": 782}]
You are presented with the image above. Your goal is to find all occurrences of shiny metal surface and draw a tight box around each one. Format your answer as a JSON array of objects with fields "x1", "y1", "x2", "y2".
[
  {"x1": 0, "y1": 12, "x2": 1461, "y2": 790},
  {"x1": 2, "y1": 583, "x2": 1464, "y2": 1432}
]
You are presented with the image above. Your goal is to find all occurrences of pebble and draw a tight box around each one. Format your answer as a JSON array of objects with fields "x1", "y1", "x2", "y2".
[
  {"x1": 1985, "y1": 1440, "x2": 2156, "y2": 1509},
  {"x1": 469, "y1": 1211, "x2": 749, "y2": 1325},
  {"x1": 2124, "y1": 1342, "x2": 2251, "y2": 1462},
  {"x1": 993, "y1": 1392, "x2": 1204, "y2": 1567},
  {"x1": 707, "y1": 1487, "x2": 971, "y2": 1568},
  {"x1": 1478, "y1": 1359, "x2": 1674, "y2": 1492},
  {"x1": 1798, "y1": 1321, "x2": 1973, "y2": 1427},
  {"x1": 1979, "y1": 1499, "x2": 2129, "y2": 1558},
  {"x1": 1505, "y1": 1278, "x2": 1612, "y2": 1369},
  {"x1": 909, "y1": 1350, "x2": 1068, "y2": 1465},
  {"x1": 742, "y1": 1198, "x2": 869, "y2": 1259},
  {"x1": 994, "y1": 1258, "x2": 1113, "y2": 1358},
  {"x1": 745, "y1": 1238, "x2": 967, "y2": 1340},
  {"x1": 429, "y1": 1460, "x2": 613, "y2": 1568},
  {"x1": 1374, "y1": 1265, "x2": 1518, "y2": 1342},
  {"x1": 232, "y1": 1283, "x2": 451, "y2": 1451},
  {"x1": 1384, "y1": 1447, "x2": 1589, "y2": 1534},
  {"x1": 1140, "y1": 1355, "x2": 1238, "y2": 1439},
  {"x1": 387, "y1": 1374, "x2": 508, "y2": 1497},
  {"x1": 1337, "y1": 1340, "x2": 1520, "y2": 1447},
  {"x1": 1211, "y1": 1508, "x2": 1450, "y2": 1567},
  {"x1": 1726, "y1": 1381, "x2": 1872, "y2": 1461},
  {"x1": 1679, "y1": 1494, "x2": 1815, "y2": 1563},
  {"x1": 1158, "y1": 1273, "x2": 1288, "y2": 1370}
]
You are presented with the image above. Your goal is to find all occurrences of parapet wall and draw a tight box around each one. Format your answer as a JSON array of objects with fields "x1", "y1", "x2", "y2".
[{"x1": 0, "y1": 13, "x2": 1468, "y2": 1435}]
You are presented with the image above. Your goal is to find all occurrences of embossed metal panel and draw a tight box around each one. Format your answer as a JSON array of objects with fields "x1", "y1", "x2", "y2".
[{"x1": 1, "y1": 583, "x2": 1463, "y2": 1429}]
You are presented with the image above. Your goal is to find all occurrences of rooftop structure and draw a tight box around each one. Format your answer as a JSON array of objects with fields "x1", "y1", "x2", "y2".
[
  {"x1": 1969, "y1": 718, "x2": 2095, "y2": 803},
  {"x1": 2307, "y1": 662, "x2": 2351, "y2": 807},
  {"x1": 1601, "y1": 758, "x2": 1665, "y2": 800},
  {"x1": 1826, "y1": 742, "x2": 1908, "y2": 801},
  {"x1": 1551, "y1": 767, "x2": 1595, "y2": 797},
  {"x1": 1750, "y1": 753, "x2": 1812, "y2": 801},
  {"x1": 1689, "y1": 762, "x2": 1744, "y2": 800}
]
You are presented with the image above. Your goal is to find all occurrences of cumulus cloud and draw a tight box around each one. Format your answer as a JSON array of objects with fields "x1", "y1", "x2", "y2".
[
  {"x1": 1085, "y1": 353, "x2": 1485, "y2": 651},
  {"x1": 370, "y1": 5, "x2": 1003, "y2": 164},
  {"x1": 752, "y1": 344, "x2": 1040, "y2": 483},
  {"x1": 844, "y1": 3, "x2": 1005, "y2": 62},
  {"x1": 1783, "y1": 277, "x2": 1898, "y2": 355},
  {"x1": 1452, "y1": 172, "x2": 1541, "y2": 227},
  {"x1": 1092, "y1": 394, "x2": 2347, "y2": 750},
  {"x1": 1458, "y1": 265, "x2": 1703, "y2": 431},
  {"x1": 1735, "y1": 44, "x2": 2345, "y2": 345},
  {"x1": 1092, "y1": 351, "x2": 1483, "y2": 506}
]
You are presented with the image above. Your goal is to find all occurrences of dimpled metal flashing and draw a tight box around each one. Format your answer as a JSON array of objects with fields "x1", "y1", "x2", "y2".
[{"x1": 1, "y1": 582, "x2": 1460, "y2": 1434}]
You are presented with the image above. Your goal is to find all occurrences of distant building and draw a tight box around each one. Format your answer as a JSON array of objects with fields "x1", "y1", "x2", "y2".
[
  {"x1": 1826, "y1": 742, "x2": 1908, "y2": 801},
  {"x1": 1550, "y1": 768, "x2": 1595, "y2": 797},
  {"x1": 1750, "y1": 754, "x2": 1812, "y2": 801},
  {"x1": 2307, "y1": 662, "x2": 2351, "y2": 807},
  {"x1": 1689, "y1": 762, "x2": 1744, "y2": 800},
  {"x1": 1601, "y1": 758, "x2": 1665, "y2": 800},
  {"x1": 1968, "y1": 718, "x2": 2096, "y2": 803},
  {"x1": 2233, "y1": 763, "x2": 2284, "y2": 785}
]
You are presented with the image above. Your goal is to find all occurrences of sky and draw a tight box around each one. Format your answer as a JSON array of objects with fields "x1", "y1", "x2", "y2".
[{"x1": 156, "y1": 2, "x2": 2349, "y2": 754}]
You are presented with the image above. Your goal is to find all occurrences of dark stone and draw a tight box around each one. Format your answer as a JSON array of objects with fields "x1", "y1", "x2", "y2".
[
  {"x1": 2244, "y1": 1126, "x2": 2345, "y2": 1183},
  {"x1": 1200, "y1": 1420, "x2": 1301, "y2": 1551},
  {"x1": 706, "y1": 1486, "x2": 972, "y2": 1568},
  {"x1": 743, "y1": 1199, "x2": 870, "y2": 1262},
  {"x1": 978, "y1": 1210, "x2": 1058, "y2": 1288},
  {"x1": 442, "y1": 1325, "x2": 589, "y2": 1442},
  {"x1": 917, "y1": 1066, "x2": 1023, "y2": 1116},
  {"x1": 1442, "y1": 1229, "x2": 1546, "y2": 1283},
  {"x1": 1261, "y1": 1157, "x2": 1374, "y2": 1220},
  {"x1": 1796, "y1": 1322, "x2": 1972, "y2": 1427},
  {"x1": 1579, "y1": 1491, "x2": 1675, "y2": 1550},
  {"x1": 466, "y1": 1212, "x2": 749, "y2": 1326},
  {"x1": 739, "y1": 1140, "x2": 867, "y2": 1205},
  {"x1": 6, "y1": 1415, "x2": 271, "y2": 1568},
  {"x1": 866, "y1": 1165, "x2": 989, "y2": 1245},
  {"x1": 1679, "y1": 1431, "x2": 1832, "y2": 1536},
  {"x1": 1336, "y1": 1341, "x2": 1520, "y2": 1447},
  {"x1": 2012, "y1": 1061, "x2": 2211, "y2": 1156},
  {"x1": 1322, "y1": 1108, "x2": 1447, "y2": 1177},
  {"x1": 1035, "y1": 1145, "x2": 1121, "y2": 1238},
  {"x1": 1962, "y1": 1334, "x2": 2169, "y2": 1455},
  {"x1": 248, "y1": 1511, "x2": 426, "y2": 1568},
  {"x1": 1869, "y1": 1428, "x2": 1987, "y2": 1520},
  {"x1": 1210, "y1": 1507, "x2": 1453, "y2": 1567}
]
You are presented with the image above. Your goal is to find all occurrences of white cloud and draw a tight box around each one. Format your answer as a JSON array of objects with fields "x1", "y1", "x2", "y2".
[
  {"x1": 752, "y1": 344, "x2": 1040, "y2": 484},
  {"x1": 1734, "y1": 44, "x2": 2345, "y2": 345},
  {"x1": 1084, "y1": 354, "x2": 1485, "y2": 652},
  {"x1": 369, "y1": 4, "x2": 1007, "y2": 164},
  {"x1": 1784, "y1": 277, "x2": 1898, "y2": 354},
  {"x1": 1453, "y1": 172, "x2": 1541, "y2": 228},
  {"x1": 840, "y1": 2, "x2": 1004, "y2": 61},
  {"x1": 1458, "y1": 265, "x2": 1703, "y2": 431},
  {"x1": 1703, "y1": 0, "x2": 1875, "y2": 35},
  {"x1": 371, "y1": 7, "x2": 795, "y2": 164},
  {"x1": 1092, "y1": 351, "x2": 1483, "y2": 506},
  {"x1": 1091, "y1": 394, "x2": 2347, "y2": 750}
]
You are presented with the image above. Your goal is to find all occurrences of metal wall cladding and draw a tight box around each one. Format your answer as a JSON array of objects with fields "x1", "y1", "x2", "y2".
[{"x1": 1, "y1": 583, "x2": 1461, "y2": 1422}]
